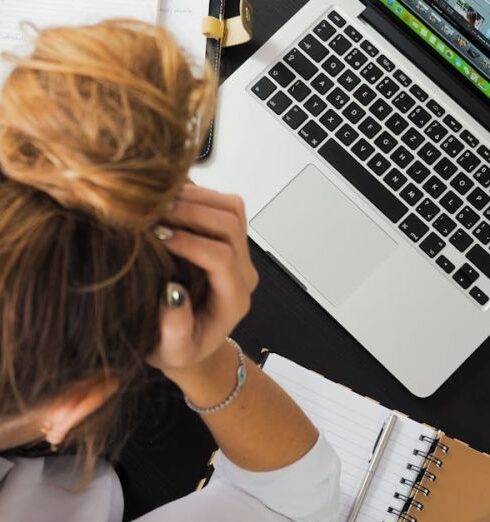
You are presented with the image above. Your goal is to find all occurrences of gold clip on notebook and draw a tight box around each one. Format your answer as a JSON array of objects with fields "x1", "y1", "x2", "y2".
[{"x1": 258, "y1": 353, "x2": 490, "y2": 522}]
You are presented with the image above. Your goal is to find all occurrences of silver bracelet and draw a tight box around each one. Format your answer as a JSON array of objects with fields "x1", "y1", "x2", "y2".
[{"x1": 184, "y1": 337, "x2": 247, "y2": 415}]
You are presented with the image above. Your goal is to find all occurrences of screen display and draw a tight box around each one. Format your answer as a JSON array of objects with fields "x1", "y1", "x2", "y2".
[{"x1": 379, "y1": 0, "x2": 490, "y2": 99}]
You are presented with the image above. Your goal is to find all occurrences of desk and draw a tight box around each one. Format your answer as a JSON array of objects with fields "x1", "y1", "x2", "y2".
[{"x1": 224, "y1": 0, "x2": 490, "y2": 454}]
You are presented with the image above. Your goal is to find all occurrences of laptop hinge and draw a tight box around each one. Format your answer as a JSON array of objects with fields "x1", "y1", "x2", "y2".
[{"x1": 359, "y1": 3, "x2": 490, "y2": 131}]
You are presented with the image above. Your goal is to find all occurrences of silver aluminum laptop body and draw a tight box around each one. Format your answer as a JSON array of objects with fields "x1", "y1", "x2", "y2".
[{"x1": 190, "y1": 0, "x2": 490, "y2": 397}]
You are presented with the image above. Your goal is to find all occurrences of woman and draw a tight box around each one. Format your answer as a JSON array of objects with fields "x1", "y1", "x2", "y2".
[{"x1": 0, "y1": 20, "x2": 340, "y2": 521}]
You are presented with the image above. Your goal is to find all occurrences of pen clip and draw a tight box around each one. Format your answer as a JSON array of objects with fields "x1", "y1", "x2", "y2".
[{"x1": 369, "y1": 422, "x2": 386, "y2": 463}]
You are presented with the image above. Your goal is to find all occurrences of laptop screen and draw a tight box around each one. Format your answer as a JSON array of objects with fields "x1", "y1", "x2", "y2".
[{"x1": 377, "y1": 0, "x2": 490, "y2": 100}]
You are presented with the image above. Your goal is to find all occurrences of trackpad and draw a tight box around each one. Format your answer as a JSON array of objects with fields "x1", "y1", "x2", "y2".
[{"x1": 250, "y1": 164, "x2": 397, "y2": 306}]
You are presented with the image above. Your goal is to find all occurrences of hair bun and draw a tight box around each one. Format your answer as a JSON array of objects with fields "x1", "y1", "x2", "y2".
[{"x1": 0, "y1": 20, "x2": 214, "y2": 228}]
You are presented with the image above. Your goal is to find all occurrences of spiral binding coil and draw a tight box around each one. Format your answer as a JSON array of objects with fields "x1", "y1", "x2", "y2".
[{"x1": 387, "y1": 434, "x2": 449, "y2": 521}]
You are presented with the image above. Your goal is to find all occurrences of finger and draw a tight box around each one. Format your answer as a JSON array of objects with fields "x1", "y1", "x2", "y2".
[
  {"x1": 178, "y1": 184, "x2": 247, "y2": 231},
  {"x1": 158, "y1": 283, "x2": 199, "y2": 368}
]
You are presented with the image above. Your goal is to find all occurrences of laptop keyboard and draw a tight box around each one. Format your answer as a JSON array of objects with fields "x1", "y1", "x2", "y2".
[{"x1": 250, "y1": 8, "x2": 490, "y2": 308}]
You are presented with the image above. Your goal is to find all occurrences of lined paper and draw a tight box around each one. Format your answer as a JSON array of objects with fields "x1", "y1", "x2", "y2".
[
  {"x1": 0, "y1": 0, "x2": 159, "y2": 83},
  {"x1": 158, "y1": 0, "x2": 209, "y2": 66},
  {"x1": 265, "y1": 354, "x2": 437, "y2": 521}
]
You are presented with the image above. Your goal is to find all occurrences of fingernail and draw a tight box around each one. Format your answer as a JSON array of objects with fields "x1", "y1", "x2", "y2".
[
  {"x1": 166, "y1": 282, "x2": 185, "y2": 308},
  {"x1": 153, "y1": 225, "x2": 173, "y2": 241}
]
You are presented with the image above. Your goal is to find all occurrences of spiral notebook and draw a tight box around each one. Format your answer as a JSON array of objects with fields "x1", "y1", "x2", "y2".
[{"x1": 262, "y1": 353, "x2": 490, "y2": 522}]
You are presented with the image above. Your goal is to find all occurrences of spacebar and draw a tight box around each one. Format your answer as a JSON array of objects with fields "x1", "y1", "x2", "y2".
[{"x1": 318, "y1": 139, "x2": 408, "y2": 223}]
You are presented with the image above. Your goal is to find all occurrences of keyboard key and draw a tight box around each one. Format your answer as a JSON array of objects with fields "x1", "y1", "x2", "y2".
[
  {"x1": 409, "y1": 84, "x2": 428, "y2": 102},
  {"x1": 376, "y1": 77, "x2": 400, "y2": 99},
  {"x1": 322, "y1": 55, "x2": 345, "y2": 77},
  {"x1": 474, "y1": 222, "x2": 490, "y2": 245},
  {"x1": 369, "y1": 99, "x2": 392, "y2": 121},
  {"x1": 360, "y1": 63, "x2": 384, "y2": 84},
  {"x1": 345, "y1": 48, "x2": 368, "y2": 70},
  {"x1": 433, "y1": 214, "x2": 457, "y2": 236},
  {"x1": 384, "y1": 168, "x2": 407, "y2": 191},
  {"x1": 485, "y1": 206, "x2": 490, "y2": 220},
  {"x1": 392, "y1": 93, "x2": 416, "y2": 115},
  {"x1": 329, "y1": 34, "x2": 352, "y2": 56},
  {"x1": 338, "y1": 70, "x2": 361, "y2": 91},
  {"x1": 467, "y1": 187, "x2": 490, "y2": 211},
  {"x1": 436, "y1": 255, "x2": 455, "y2": 274},
  {"x1": 318, "y1": 139, "x2": 409, "y2": 223},
  {"x1": 450, "y1": 229, "x2": 473, "y2": 252},
  {"x1": 299, "y1": 34, "x2": 329, "y2": 62},
  {"x1": 440, "y1": 136, "x2": 464, "y2": 158},
  {"x1": 456, "y1": 206, "x2": 479, "y2": 229},
  {"x1": 440, "y1": 191, "x2": 463, "y2": 214},
  {"x1": 416, "y1": 198, "x2": 440, "y2": 222},
  {"x1": 443, "y1": 115, "x2": 462, "y2": 133},
  {"x1": 343, "y1": 102, "x2": 366, "y2": 124},
  {"x1": 453, "y1": 263, "x2": 479, "y2": 289},
  {"x1": 344, "y1": 25, "x2": 362, "y2": 42},
  {"x1": 426, "y1": 99, "x2": 445, "y2": 117},
  {"x1": 328, "y1": 10, "x2": 346, "y2": 28},
  {"x1": 353, "y1": 84, "x2": 377, "y2": 106},
  {"x1": 359, "y1": 116, "x2": 382, "y2": 138},
  {"x1": 391, "y1": 146, "x2": 414, "y2": 168},
  {"x1": 327, "y1": 87, "x2": 350, "y2": 109},
  {"x1": 288, "y1": 79, "x2": 311, "y2": 102},
  {"x1": 377, "y1": 54, "x2": 395, "y2": 72},
  {"x1": 352, "y1": 138, "x2": 375, "y2": 161},
  {"x1": 283, "y1": 105, "x2": 308, "y2": 129},
  {"x1": 470, "y1": 286, "x2": 489, "y2": 306},
  {"x1": 400, "y1": 183, "x2": 423, "y2": 206},
  {"x1": 457, "y1": 150, "x2": 481, "y2": 173},
  {"x1": 360, "y1": 40, "x2": 379, "y2": 57},
  {"x1": 407, "y1": 161, "x2": 430, "y2": 183},
  {"x1": 399, "y1": 214, "x2": 429, "y2": 242},
  {"x1": 313, "y1": 20, "x2": 336, "y2": 42},
  {"x1": 269, "y1": 62, "x2": 295, "y2": 87},
  {"x1": 336, "y1": 123, "x2": 359, "y2": 146},
  {"x1": 319, "y1": 109, "x2": 343, "y2": 131},
  {"x1": 299, "y1": 120, "x2": 328, "y2": 148},
  {"x1": 420, "y1": 232, "x2": 445, "y2": 258},
  {"x1": 402, "y1": 128, "x2": 425, "y2": 151},
  {"x1": 434, "y1": 157, "x2": 457, "y2": 180},
  {"x1": 267, "y1": 92, "x2": 293, "y2": 114},
  {"x1": 284, "y1": 49, "x2": 318, "y2": 80},
  {"x1": 467, "y1": 245, "x2": 490, "y2": 279},
  {"x1": 252, "y1": 77, "x2": 277, "y2": 100},
  {"x1": 304, "y1": 94, "x2": 327, "y2": 116},
  {"x1": 367, "y1": 153, "x2": 391, "y2": 176},
  {"x1": 311, "y1": 73, "x2": 334, "y2": 95},
  {"x1": 375, "y1": 131, "x2": 398, "y2": 153},
  {"x1": 474, "y1": 165, "x2": 490, "y2": 188},
  {"x1": 460, "y1": 130, "x2": 479, "y2": 148},
  {"x1": 425, "y1": 121, "x2": 448, "y2": 143},
  {"x1": 417, "y1": 143, "x2": 441, "y2": 166},
  {"x1": 409, "y1": 106, "x2": 432, "y2": 128},
  {"x1": 423, "y1": 176, "x2": 446, "y2": 199},
  {"x1": 393, "y1": 70, "x2": 412, "y2": 87},
  {"x1": 477, "y1": 145, "x2": 490, "y2": 162},
  {"x1": 450, "y1": 173, "x2": 474, "y2": 195},
  {"x1": 386, "y1": 113, "x2": 409, "y2": 135}
]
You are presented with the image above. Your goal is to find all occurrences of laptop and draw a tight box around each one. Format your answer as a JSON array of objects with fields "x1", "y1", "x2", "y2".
[{"x1": 191, "y1": 0, "x2": 490, "y2": 397}]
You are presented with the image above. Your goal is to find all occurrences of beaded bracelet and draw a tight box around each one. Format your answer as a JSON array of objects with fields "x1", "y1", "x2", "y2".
[{"x1": 184, "y1": 337, "x2": 247, "y2": 415}]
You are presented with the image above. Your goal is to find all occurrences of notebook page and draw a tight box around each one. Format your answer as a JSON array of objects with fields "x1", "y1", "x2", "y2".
[
  {"x1": 0, "y1": 0, "x2": 159, "y2": 83},
  {"x1": 265, "y1": 354, "x2": 437, "y2": 521},
  {"x1": 158, "y1": 0, "x2": 209, "y2": 67}
]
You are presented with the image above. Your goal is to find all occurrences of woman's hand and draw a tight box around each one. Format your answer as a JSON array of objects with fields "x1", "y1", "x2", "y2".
[{"x1": 147, "y1": 184, "x2": 259, "y2": 379}]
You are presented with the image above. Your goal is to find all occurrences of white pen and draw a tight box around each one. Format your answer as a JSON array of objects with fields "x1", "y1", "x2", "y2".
[{"x1": 347, "y1": 413, "x2": 398, "y2": 522}]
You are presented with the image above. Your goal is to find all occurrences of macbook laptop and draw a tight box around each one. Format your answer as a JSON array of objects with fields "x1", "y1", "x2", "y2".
[{"x1": 191, "y1": 0, "x2": 490, "y2": 397}]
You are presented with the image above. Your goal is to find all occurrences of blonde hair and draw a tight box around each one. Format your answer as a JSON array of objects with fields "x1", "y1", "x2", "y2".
[{"x1": 0, "y1": 20, "x2": 214, "y2": 479}]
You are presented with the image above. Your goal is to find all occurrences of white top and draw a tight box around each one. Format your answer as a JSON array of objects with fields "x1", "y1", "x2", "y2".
[{"x1": 0, "y1": 434, "x2": 340, "y2": 522}]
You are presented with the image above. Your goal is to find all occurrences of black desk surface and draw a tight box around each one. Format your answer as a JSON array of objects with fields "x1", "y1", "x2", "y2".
[{"x1": 223, "y1": 0, "x2": 490, "y2": 454}]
